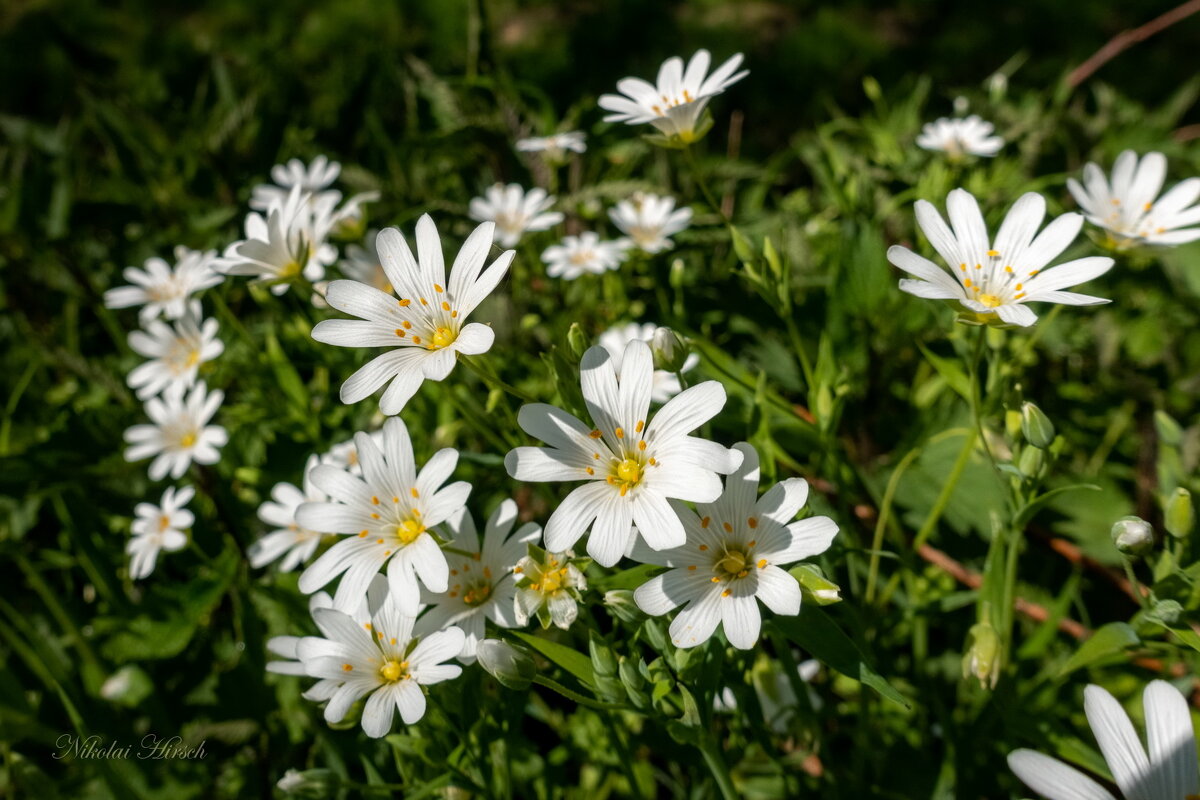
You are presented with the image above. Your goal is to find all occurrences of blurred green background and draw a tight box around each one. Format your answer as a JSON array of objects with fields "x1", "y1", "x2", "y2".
[{"x1": 3, "y1": 1, "x2": 1200, "y2": 798}]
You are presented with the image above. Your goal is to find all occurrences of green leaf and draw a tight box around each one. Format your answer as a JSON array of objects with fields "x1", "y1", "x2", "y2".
[
  {"x1": 772, "y1": 606, "x2": 909, "y2": 708},
  {"x1": 511, "y1": 631, "x2": 595, "y2": 687},
  {"x1": 916, "y1": 343, "x2": 971, "y2": 401},
  {"x1": 1057, "y1": 622, "x2": 1140, "y2": 677},
  {"x1": 1015, "y1": 484, "x2": 1101, "y2": 529}
]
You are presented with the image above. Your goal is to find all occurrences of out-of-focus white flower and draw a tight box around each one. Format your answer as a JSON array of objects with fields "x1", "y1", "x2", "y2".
[
  {"x1": 505, "y1": 339, "x2": 741, "y2": 567},
  {"x1": 218, "y1": 186, "x2": 338, "y2": 295},
  {"x1": 598, "y1": 322, "x2": 699, "y2": 403},
  {"x1": 296, "y1": 594, "x2": 464, "y2": 737},
  {"x1": 251, "y1": 155, "x2": 342, "y2": 211},
  {"x1": 609, "y1": 193, "x2": 692, "y2": 253},
  {"x1": 631, "y1": 443, "x2": 837, "y2": 649},
  {"x1": 916, "y1": 116, "x2": 1004, "y2": 158},
  {"x1": 1008, "y1": 680, "x2": 1198, "y2": 800},
  {"x1": 123, "y1": 382, "x2": 227, "y2": 480},
  {"x1": 469, "y1": 184, "x2": 563, "y2": 247},
  {"x1": 542, "y1": 232, "x2": 629, "y2": 280},
  {"x1": 250, "y1": 455, "x2": 329, "y2": 572},
  {"x1": 340, "y1": 231, "x2": 392, "y2": 295},
  {"x1": 513, "y1": 548, "x2": 588, "y2": 630},
  {"x1": 888, "y1": 189, "x2": 1114, "y2": 327},
  {"x1": 599, "y1": 50, "x2": 748, "y2": 144},
  {"x1": 321, "y1": 430, "x2": 386, "y2": 477},
  {"x1": 414, "y1": 499, "x2": 541, "y2": 662},
  {"x1": 126, "y1": 303, "x2": 223, "y2": 400},
  {"x1": 104, "y1": 247, "x2": 222, "y2": 322},
  {"x1": 516, "y1": 132, "x2": 587, "y2": 158},
  {"x1": 296, "y1": 416, "x2": 471, "y2": 614},
  {"x1": 128, "y1": 486, "x2": 194, "y2": 579},
  {"x1": 312, "y1": 216, "x2": 514, "y2": 415},
  {"x1": 713, "y1": 655, "x2": 821, "y2": 733},
  {"x1": 1068, "y1": 150, "x2": 1200, "y2": 248}
]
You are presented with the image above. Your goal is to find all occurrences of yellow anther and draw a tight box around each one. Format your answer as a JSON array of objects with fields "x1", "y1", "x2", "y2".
[
  {"x1": 359, "y1": 530, "x2": 368, "y2": 538},
  {"x1": 397, "y1": 519, "x2": 425, "y2": 544},
  {"x1": 399, "y1": 299, "x2": 411, "y2": 307},
  {"x1": 589, "y1": 429, "x2": 602, "y2": 439},
  {"x1": 434, "y1": 284, "x2": 444, "y2": 293},
  {"x1": 987, "y1": 250, "x2": 999, "y2": 257},
  {"x1": 615, "y1": 427, "x2": 625, "y2": 439},
  {"x1": 701, "y1": 517, "x2": 710, "y2": 528},
  {"x1": 441, "y1": 301, "x2": 451, "y2": 311},
  {"x1": 635, "y1": 420, "x2": 645, "y2": 433},
  {"x1": 722, "y1": 589, "x2": 731, "y2": 597},
  {"x1": 747, "y1": 517, "x2": 758, "y2": 529},
  {"x1": 637, "y1": 440, "x2": 647, "y2": 451},
  {"x1": 722, "y1": 522, "x2": 733, "y2": 533},
  {"x1": 411, "y1": 488, "x2": 420, "y2": 498},
  {"x1": 757, "y1": 559, "x2": 767, "y2": 568},
  {"x1": 342, "y1": 663, "x2": 353, "y2": 672}
]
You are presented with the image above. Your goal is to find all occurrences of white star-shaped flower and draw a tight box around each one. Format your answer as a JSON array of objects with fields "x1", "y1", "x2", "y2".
[
  {"x1": 123, "y1": 382, "x2": 227, "y2": 480},
  {"x1": 296, "y1": 416, "x2": 471, "y2": 614},
  {"x1": 631, "y1": 443, "x2": 837, "y2": 649},
  {"x1": 516, "y1": 132, "x2": 587, "y2": 157},
  {"x1": 916, "y1": 116, "x2": 1004, "y2": 158},
  {"x1": 218, "y1": 185, "x2": 337, "y2": 295},
  {"x1": 312, "y1": 215, "x2": 514, "y2": 415},
  {"x1": 469, "y1": 183, "x2": 563, "y2": 247},
  {"x1": 609, "y1": 192, "x2": 692, "y2": 253},
  {"x1": 1068, "y1": 150, "x2": 1200, "y2": 248},
  {"x1": 888, "y1": 189, "x2": 1114, "y2": 327},
  {"x1": 104, "y1": 247, "x2": 222, "y2": 322},
  {"x1": 250, "y1": 455, "x2": 330, "y2": 572},
  {"x1": 413, "y1": 499, "x2": 541, "y2": 663},
  {"x1": 127, "y1": 485, "x2": 194, "y2": 579},
  {"x1": 296, "y1": 595, "x2": 464, "y2": 737},
  {"x1": 541, "y1": 232, "x2": 629, "y2": 280},
  {"x1": 1009, "y1": 680, "x2": 1198, "y2": 800},
  {"x1": 126, "y1": 303, "x2": 223, "y2": 400},
  {"x1": 599, "y1": 50, "x2": 748, "y2": 143},
  {"x1": 250, "y1": 155, "x2": 342, "y2": 211},
  {"x1": 505, "y1": 339, "x2": 741, "y2": 567}
]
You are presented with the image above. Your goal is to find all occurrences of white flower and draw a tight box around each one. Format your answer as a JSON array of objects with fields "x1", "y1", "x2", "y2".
[
  {"x1": 468, "y1": 183, "x2": 563, "y2": 247},
  {"x1": 916, "y1": 116, "x2": 1004, "y2": 158},
  {"x1": 609, "y1": 193, "x2": 692, "y2": 253},
  {"x1": 541, "y1": 232, "x2": 629, "y2": 280},
  {"x1": 413, "y1": 499, "x2": 541, "y2": 662},
  {"x1": 266, "y1": 576, "x2": 389, "y2": 676},
  {"x1": 599, "y1": 50, "x2": 748, "y2": 143},
  {"x1": 296, "y1": 596, "x2": 464, "y2": 737},
  {"x1": 250, "y1": 155, "x2": 342, "y2": 211},
  {"x1": 296, "y1": 416, "x2": 471, "y2": 613},
  {"x1": 218, "y1": 186, "x2": 337, "y2": 295},
  {"x1": 1068, "y1": 150, "x2": 1200, "y2": 248},
  {"x1": 631, "y1": 442, "x2": 838, "y2": 649},
  {"x1": 599, "y1": 322, "x2": 699, "y2": 403},
  {"x1": 516, "y1": 132, "x2": 587, "y2": 157},
  {"x1": 123, "y1": 382, "x2": 227, "y2": 480},
  {"x1": 126, "y1": 303, "x2": 224, "y2": 400},
  {"x1": 311, "y1": 215, "x2": 514, "y2": 415},
  {"x1": 504, "y1": 339, "x2": 741, "y2": 567},
  {"x1": 127, "y1": 486, "x2": 194, "y2": 579},
  {"x1": 250, "y1": 455, "x2": 329, "y2": 572},
  {"x1": 513, "y1": 548, "x2": 588, "y2": 630},
  {"x1": 888, "y1": 189, "x2": 1114, "y2": 327},
  {"x1": 322, "y1": 430, "x2": 386, "y2": 477},
  {"x1": 104, "y1": 247, "x2": 222, "y2": 322},
  {"x1": 1008, "y1": 680, "x2": 1198, "y2": 800},
  {"x1": 713, "y1": 655, "x2": 821, "y2": 733}
]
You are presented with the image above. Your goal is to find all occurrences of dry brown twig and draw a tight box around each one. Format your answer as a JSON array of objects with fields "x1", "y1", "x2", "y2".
[{"x1": 1067, "y1": 0, "x2": 1200, "y2": 88}]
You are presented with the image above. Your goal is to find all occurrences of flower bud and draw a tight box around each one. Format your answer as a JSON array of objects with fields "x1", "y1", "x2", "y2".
[
  {"x1": 790, "y1": 564, "x2": 842, "y2": 605},
  {"x1": 277, "y1": 769, "x2": 338, "y2": 798},
  {"x1": 1017, "y1": 445, "x2": 1044, "y2": 479},
  {"x1": 1165, "y1": 488, "x2": 1194, "y2": 540},
  {"x1": 619, "y1": 656, "x2": 651, "y2": 708},
  {"x1": 566, "y1": 323, "x2": 589, "y2": 361},
  {"x1": 477, "y1": 639, "x2": 535, "y2": 690},
  {"x1": 1020, "y1": 402, "x2": 1055, "y2": 449},
  {"x1": 651, "y1": 327, "x2": 689, "y2": 372},
  {"x1": 604, "y1": 589, "x2": 646, "y2": 623},
  {"x1": 962, "y1": 621, "x2": 1001, "y2": 690},
  {"x1": 589, "y1": 631, "x2": 619, "y2": 678},
  {"x1": 99, "y1": 664, "x2": 153, "y2": 707},
  {"x1": 1111, "y1": 516, "x2": 1155, "y2": 557}
]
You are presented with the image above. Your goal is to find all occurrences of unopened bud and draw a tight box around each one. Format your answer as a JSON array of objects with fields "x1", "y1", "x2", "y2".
[
  {"x1": 791, "y1": 564, "x2": 842, "y2": 605},
  {"x1": 1165, "y1": 488, "x2": 1193, "y2": 540},
  {"x1": 962, "y1": 622, "x2": 1001, "y2": 690},
  {"x1": 566, "y1": 323, "x2": 588, "y2": 361},
  {"x1": 1021, "y1": 402, "x2": 1055, "y2": 449},
  {"x1": 604, "y1": 589, "x2": 646, "y2": 623},
  {"x1": 1111, "y1": 516, "x2": 1155, "y2": 557},
  {"x1": 651, "y1": 327, "x2": 689, "y2": 372},
  {"x1": 277, "y1": 769, "x2": 338, "y2": 798},
  {"x1": 477, "y1": 639, "x2": 535, "y2": 690},
  {"x1": 1017, "y1": 446, "x2": 1044, "y2": 479},
  {"x1": 589, "y1": 632, "x2": 619, "y2": 678}
]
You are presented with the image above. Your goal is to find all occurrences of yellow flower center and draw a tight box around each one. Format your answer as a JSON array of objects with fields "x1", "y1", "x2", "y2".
[
  {"x1": 180, "y1": 432, "x2": 196, "y2": 448},
  {"x1": 185, "y1": 349, "x2": 201, "y2": 367},
  {"x1": 977, "y1": 293, "x2": 1002, "y2": 308},
  {"x1": 279, "y1": 260, "x2": 302, "y2": 279},
  {"x1": 716, "y1": 549, "x2": 747, "y2": 576},
  {"x1": 616, "y1": 459, "x2": 641, "y2": 484},
  {"x1": 158, "y1": 514, "x2": 172, "y2": 532},
  {"x1": 462, "y1": 581, "x2": 492, "y2": 607},
  {"x1": 430, "y1": 327, "x2": 456, "y2": 349},
  {"x1": 379, "y1": 659, "x2": 408, "y2": 683},
  {"x1": 540, "y1": 567, "x2": 568, "y2": 594},
  {"x1": 396, "y1": 519, "x2": 426, "y2": 544}
]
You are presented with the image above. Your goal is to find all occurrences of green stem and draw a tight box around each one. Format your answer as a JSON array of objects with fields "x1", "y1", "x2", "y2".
[
  {"x1": 532, "y1": 675, "x2": 632, "y2": 712},
  {"x1": 602, "y1": 712, "x2": 648, "y2": 799},
  {"x1": 1123, "y1": 561, "x2": 1150, "y2": 609},
  {"x1": 784, "y1": 314, "x2": 816, "y2": 393},
  {"x1": 865, "y1": 443, "x2": 924, "y2": 604},
  {"x1": 682, "y1": 145, "x2": 730, "y2": 222},
  {"x1": 968, "y1": 326, "x2": 1005, "y2": 491},
  {"x1": 461, "y1": 355, "x2": 538, "y2": 404},
  {"x1": 696, "y1": 732, "x2": 739, "y2": 800}
]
